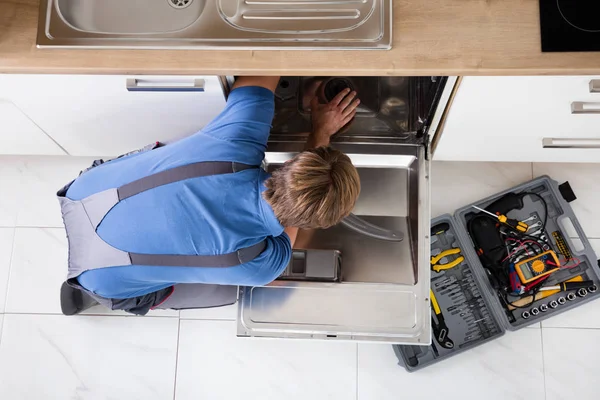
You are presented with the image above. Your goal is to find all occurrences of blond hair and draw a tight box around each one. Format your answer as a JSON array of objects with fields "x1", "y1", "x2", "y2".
[{"x1": 263, "y1": 147, "x2": 360, "y2": 229}]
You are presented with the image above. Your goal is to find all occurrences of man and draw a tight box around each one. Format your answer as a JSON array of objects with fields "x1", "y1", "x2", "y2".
[{"x1": 58, "y1": 76, "x2": 361, "y2": 315}]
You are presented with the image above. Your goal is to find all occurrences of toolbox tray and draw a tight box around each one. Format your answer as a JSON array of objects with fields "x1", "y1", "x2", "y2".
[{"x1": 395, "y1": 175, "x2": 600, "y2": 371}]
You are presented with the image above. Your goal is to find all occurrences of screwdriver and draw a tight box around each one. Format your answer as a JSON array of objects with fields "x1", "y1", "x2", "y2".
[
  {"x1": 472, "y1": 205, "x2": 528, "y2": 233},
  {"x1": 539, "y1": 280, "x2": 594, "y2": 292}
]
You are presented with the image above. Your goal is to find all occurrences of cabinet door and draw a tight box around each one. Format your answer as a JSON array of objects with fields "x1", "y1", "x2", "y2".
[
  {"x1": 3, "y1": 75, "x2": 226, "y2": 157},
  {"x1": 0, "y1": 100, "x2": 66, "y2": 155},
  {"x1": 0, "y1": 74, "x2": 65, "y2": 155},
  {"x1": 434, "y1": 76, "x2": 600, "y2": 163}
]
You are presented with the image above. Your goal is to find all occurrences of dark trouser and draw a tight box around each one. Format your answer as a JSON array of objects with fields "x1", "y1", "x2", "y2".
[
  {"x1": 153, "y1": 284, "x2": 238, "y2": 310},
  {"x1": 61, "y1": 281, "x2": 238, "y2": 316}
]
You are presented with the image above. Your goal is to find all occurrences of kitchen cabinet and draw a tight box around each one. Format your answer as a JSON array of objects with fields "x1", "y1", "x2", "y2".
[
  {"x1": 434, "y1": 76, "x2": 600, "y2": 163},
  {"x1": 0, "y1": 100, "x2": 65, "y2": 155},
  {"x1": 0, "y1": 75, "x2": 65, "y2": 155},
  {"x1": 1, "y1": 75, "x2": 227, "y2": 157}
]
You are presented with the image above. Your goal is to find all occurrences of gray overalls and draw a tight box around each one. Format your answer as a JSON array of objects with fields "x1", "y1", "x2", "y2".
[{"x1": 57, "y1": 156, "x2": 266, "y2": 315}]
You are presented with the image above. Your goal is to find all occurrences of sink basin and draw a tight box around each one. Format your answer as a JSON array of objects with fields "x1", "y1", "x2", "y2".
[
  {"x1": 38, "y1": 0, "x2": 392, "y2": 49},
  {"x1": 55, "y1": 0, "x2": 207, "y2": 35}
]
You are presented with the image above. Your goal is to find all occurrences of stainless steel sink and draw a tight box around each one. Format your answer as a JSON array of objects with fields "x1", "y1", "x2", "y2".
[{"x1": 38, "y1": 0, "x2": 392, "y2": 49}]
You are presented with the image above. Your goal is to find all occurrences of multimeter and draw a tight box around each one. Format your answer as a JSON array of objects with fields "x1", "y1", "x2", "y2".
[{"x1": 515, "y1": 250, "x2": 560, "y2": 284}]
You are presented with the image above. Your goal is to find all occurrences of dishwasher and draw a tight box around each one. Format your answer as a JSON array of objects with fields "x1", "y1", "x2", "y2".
[{"x1": 233, "y1": 76, "x2": 460, "y2": 344}]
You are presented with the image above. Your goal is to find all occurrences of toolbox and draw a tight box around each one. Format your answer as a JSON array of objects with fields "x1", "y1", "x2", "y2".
[{"x1": 395, "y1": 175, "x2": 600, "y2": 371}]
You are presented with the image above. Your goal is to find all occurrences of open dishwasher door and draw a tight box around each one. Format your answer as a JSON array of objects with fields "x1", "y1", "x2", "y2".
[{"x1": 236, "y1": 77, "x2": 459, "y2": 344}]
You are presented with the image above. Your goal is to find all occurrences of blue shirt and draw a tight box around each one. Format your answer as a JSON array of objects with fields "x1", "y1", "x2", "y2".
[{"x1": 67, "y1": 86, "x2": 292, "y2": 299}]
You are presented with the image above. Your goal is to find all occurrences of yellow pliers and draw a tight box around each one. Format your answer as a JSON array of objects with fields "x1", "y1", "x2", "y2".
[{"x1": 430, "y1": 248, "x2": 464, "y2": 272}]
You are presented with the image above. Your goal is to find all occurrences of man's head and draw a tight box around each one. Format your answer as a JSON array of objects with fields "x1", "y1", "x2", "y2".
[{"x1": 263, "y1": 147, "x2": 361, "y2": 229}]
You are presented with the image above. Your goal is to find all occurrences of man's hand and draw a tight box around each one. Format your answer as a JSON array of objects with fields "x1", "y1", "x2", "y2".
[{"x1": 307, "y1": 88, "x2": 360, "y2": 148}]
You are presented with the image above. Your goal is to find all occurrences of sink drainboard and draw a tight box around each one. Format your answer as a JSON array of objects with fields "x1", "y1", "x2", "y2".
[{"x1": 218, "y1": 0, "x2": 377, "y2": 34}]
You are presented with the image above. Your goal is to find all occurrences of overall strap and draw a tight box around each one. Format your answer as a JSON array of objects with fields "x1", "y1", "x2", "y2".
[
  {"x1": 130, "y1": 241, "x2": 267, "y2": 268},
  {"x1": 118, "y1": 161, "x2": 257, "y2": 200},
  {"x1": 116, "y1": 161, "x2": 266, "y2": 268}
]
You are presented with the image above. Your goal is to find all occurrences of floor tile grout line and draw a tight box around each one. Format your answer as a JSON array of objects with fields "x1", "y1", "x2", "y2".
[
  {"x1": 0, "y1": 310, "x2": 236, "y2": 321},
  {"x1": 355, "y1": 343, "x2": 359, "y2": 400},
  {"x1": 179, "y1": 317, "x2": 236, "y2": 321},
  {"x1": 1, "y1": 228, "x2": 17, "y2": 315},
  {"x1": 0, "y1": 313, "x2": 4, "y2": 347},
  {"x1": 0, "y1": 226, "x2": 64, "y2": 229},
  {"x1": 0, "y1": 311, "x2": 180, "y2": 318},
  {"x1": 540, "y1": 327, "x2": 547, "y2": 400},
  {"x1": 173, "y1": 319, "x2": 182, "y2": 400},
  {"x1": 541, "y1": 326, "x2": 600, "y2": 330}
]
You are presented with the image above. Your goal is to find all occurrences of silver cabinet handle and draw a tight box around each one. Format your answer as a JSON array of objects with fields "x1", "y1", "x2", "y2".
[
  {"x1": 126, "y1": 78, "x2": 205, "y2": 92},
  {"x1": 591, "y1": 80, "x2": 600, "y2": 93},
  {"x1": 571, "y1": 102, "x2": 600, "y2": 114},
  {"x1": 543, "y1": 138, "x2": 600, "y2": 149}
]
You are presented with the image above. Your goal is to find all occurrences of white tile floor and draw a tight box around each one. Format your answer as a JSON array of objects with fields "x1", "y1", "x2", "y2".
[{"x1": 0, "y1": 156, "x2": 599, "y2": 400}]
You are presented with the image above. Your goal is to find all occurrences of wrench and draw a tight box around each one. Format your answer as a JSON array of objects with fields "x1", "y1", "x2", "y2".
[
  {"x1": 432, "y1": 275, "x2": 450, "y2": 283},
  {"x1": 522, "y1": 215, "x2": 539, "y2": 223},
  {"x1": 529, "y1": 229, "x2": 543, "y2": 237},
  {"x1": 528, "y1": 221, "x2": 543, "y2": 231}
]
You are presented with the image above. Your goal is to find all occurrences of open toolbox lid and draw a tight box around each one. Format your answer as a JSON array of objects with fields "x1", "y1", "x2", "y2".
[
  {"x1": 396, "y1": 175, "x2": 600, "y2": 371},
  {"x1": 453, "y1": 175, "x2": 600, "y2": 331}
]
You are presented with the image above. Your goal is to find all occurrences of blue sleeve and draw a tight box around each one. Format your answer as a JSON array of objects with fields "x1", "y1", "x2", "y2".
[
  {"x1": 242, "y1": 233, "x2": 292, "y2": 286},
  {"x1": 202, "y1": 86, "x2": 275, "y2": 150}
]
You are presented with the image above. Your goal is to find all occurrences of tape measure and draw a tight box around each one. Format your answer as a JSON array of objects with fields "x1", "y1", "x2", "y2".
[{"x1": 515, "y1": 250, "x2": 560, "y2": 284}]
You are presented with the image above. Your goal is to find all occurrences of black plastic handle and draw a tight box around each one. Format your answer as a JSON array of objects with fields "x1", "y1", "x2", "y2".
[{"x1": 562, "y1": 281, "x2": 595, "y2": 291}]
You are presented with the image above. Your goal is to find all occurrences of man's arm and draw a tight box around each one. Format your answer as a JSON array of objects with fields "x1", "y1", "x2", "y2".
[
  {"x1": 232, "y1": 76, "x2": 281, "y2": 93},
  {"x1": 197, "y1": 76, "x2": 281, "y2": 167}
]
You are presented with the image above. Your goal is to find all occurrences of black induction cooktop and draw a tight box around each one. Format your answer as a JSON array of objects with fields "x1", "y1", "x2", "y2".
[{"x1": 540, "y1": 0, "x2": 600, "y2": 52}]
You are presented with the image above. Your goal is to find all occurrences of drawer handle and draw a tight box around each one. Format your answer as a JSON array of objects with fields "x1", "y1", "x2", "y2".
[
  {"x1": 591, "y1": 80, "x2": 600, "y2": 93},
  {"x1": 571, "y1": 102, "x2": 600, "y2": 114},
  {"x1": 126, "y1": 78, "x2": 205, "y2": 92},
  {"x1": 543, "y1": 138, "x2": 600, "y2": 149}
]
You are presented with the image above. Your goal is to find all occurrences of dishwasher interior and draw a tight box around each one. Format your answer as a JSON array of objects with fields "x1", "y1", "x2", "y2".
[
  {"x1": 271, "y1": 76, "x2": 443, "y2": 144},
  {"x1": 237, "y1": 76, "x2": 454, "y2": 344}
]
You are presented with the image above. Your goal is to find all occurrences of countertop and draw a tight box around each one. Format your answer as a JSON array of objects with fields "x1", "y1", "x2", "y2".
[{"x1": 2, "y1": 0, "x2": 600, "y2": 76}]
